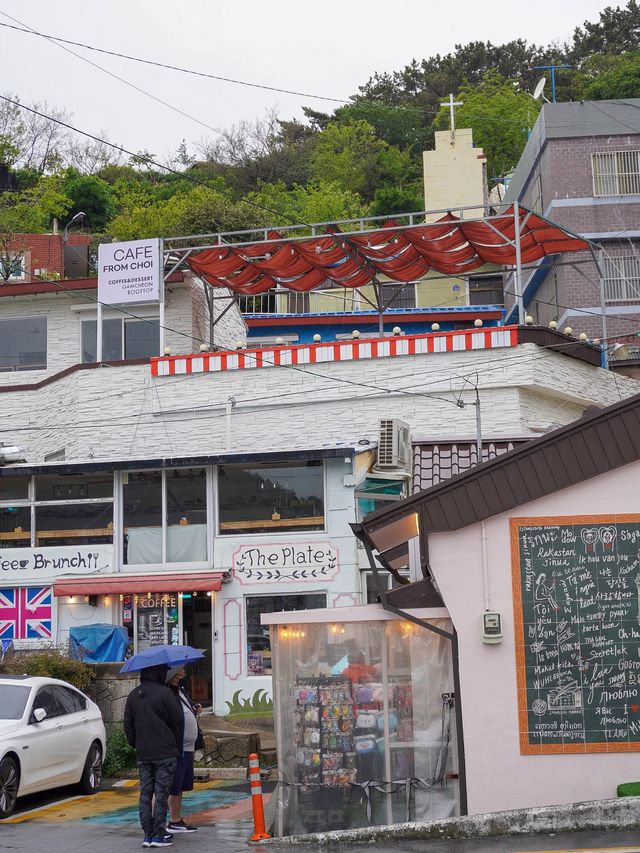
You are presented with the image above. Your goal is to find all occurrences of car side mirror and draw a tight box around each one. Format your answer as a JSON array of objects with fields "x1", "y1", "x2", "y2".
[{"x1": 32, "y1": 708, "x2": 47, "y2": 723}]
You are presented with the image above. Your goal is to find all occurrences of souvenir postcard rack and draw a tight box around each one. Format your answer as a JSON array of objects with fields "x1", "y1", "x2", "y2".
[{"x1": 294, "y1": 675, "x2": 358, "y2": 789}]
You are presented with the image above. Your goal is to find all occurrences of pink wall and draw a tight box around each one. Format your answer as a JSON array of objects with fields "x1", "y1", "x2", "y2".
[{"x1": 429, "y1": 460, "x2": 638, "y2": 815}]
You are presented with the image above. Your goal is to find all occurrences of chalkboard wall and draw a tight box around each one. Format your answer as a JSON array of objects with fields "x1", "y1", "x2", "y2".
[{"x1": 511, "y1": 515, "x2": 640, "y2": 754}]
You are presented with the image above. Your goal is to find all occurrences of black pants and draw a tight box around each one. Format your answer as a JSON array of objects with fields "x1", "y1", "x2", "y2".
[{"x1": 138, "y1": 757, "x2": 177, "y2": 838}]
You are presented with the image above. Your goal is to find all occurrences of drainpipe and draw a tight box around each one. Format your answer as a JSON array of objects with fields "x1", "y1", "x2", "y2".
[{"x1": 225, "y1": 397, "x2": 235, "y2": 452}]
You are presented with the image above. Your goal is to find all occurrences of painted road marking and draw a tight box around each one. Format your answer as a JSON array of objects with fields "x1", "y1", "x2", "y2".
[{"x1": 0, "y1": 780, "x2": 250, "y2": 825}]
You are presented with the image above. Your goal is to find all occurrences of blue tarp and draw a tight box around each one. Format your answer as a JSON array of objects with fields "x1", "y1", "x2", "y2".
[{"x1": 69, "y1": 624, "x2": 129, "y2": 662}]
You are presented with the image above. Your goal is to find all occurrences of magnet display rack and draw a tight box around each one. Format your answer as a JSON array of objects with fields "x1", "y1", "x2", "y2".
[{"x1": 294, "y1": 676, "x2": 357, "y2": 788}]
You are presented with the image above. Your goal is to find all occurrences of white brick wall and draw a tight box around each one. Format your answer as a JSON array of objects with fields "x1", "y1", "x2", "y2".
[
  {"x1": 0, "y1": 279, "x2": 245, "y2": 387},
  {"x1": 4, "y1": 341, "x2": 639, "y2": 463}
]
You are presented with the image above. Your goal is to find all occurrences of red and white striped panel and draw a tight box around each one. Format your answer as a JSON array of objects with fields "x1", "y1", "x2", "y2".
[{"x1": 151, "y1": 326, "x2": 519, "y2": 378}]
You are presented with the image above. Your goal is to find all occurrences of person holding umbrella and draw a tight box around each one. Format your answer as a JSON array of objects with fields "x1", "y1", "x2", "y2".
[
  {"x1": 122, "y1": 645, "x2": 204, "y2": 848},
  {"x1": 165, "y1": 665, "x2": 201, "y2": 834}
]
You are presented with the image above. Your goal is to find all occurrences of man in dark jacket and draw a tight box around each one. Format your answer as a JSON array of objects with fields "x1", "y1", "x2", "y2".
[{"x1": 124, "y1": 663, "x2": 182, "y2": 848}]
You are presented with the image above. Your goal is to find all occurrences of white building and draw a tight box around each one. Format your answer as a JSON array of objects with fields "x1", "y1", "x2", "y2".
[{"x1": 1, "y1": 269, "x2": 639, "y2": 715}]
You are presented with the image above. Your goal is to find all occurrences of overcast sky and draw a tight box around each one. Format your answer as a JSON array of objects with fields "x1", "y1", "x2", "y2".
[{"x1": 0, "y1": 0, "x2": 617, "y2": 161}]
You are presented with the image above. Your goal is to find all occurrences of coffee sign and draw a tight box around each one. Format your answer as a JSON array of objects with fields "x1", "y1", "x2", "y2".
[
  {"x1": 0, "y1": 546, "x2": 113, "y2": 582},
  {"x1": 233, "y1": 542, "x2": 339, "y2": 584}
]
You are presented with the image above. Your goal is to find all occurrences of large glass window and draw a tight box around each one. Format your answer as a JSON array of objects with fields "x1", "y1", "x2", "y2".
[
  {"x1": 123, "y1": 471, "x2": 162, "y2": 564},
  {"x1": 218, "y1": 461, "x2": 324, "y2": 535},
  {"x1": 245, "y1": 593, "x2": 327, "y2": 676},
  {"x1": 0, "y1": 506, "x2": 31, "y2": 548},
  {"x1": 0, "y1": 317, "x2": 47, "y2": 372},
  {"x1": 166, "y1": 468, "x2": 207, "y2": 562},
  {"x1": 36, "y1": 502, "x2": 113, "y2": 546},
  {"x1": 36, "y1": 472, "x2": 113, "y2": 501},
  {"x1": 0, "y1": 472, "x2": 114, "y2": 547},
  {"x1": 123, "y1": 468, "x2": 207, "y2": 564},
  {"x1": 0, "y1": 475, "x2": 29, "y2": 501},
  {"x1": 81, "y1": 317, "x2": 159, "y2": 363}
]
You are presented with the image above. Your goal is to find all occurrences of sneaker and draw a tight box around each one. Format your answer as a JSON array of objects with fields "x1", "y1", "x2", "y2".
[
  {"x1": 148, "y1": 837, "x2": 172, "y2": 848},
  {"x1": 143, "y1": 839, "x2": 152, "y2": 848},
  {"x1": 167, "y1": 819, "x2": 197, "y2": 833}
]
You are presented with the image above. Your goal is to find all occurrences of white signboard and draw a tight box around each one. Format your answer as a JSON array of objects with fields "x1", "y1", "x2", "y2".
[
  {"x1": 98, "y1": 238, "x2": 160, "y2": 305},
  {"x1": 0, "y1": 546, "x2": 113, "y2": 583},
  {"x1": 232, "y1": 542, "x2": 339, "y2": 584}
]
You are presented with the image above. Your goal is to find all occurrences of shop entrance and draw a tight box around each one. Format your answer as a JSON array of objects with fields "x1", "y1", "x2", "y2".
[{"x1": 181, "y1": 593, "x2": 213, "y2": 706}]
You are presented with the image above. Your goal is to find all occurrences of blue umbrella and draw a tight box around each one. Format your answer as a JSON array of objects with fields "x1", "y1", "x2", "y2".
[{"x1": 120, "y1": 644, "x2": 204, "y2": 673}]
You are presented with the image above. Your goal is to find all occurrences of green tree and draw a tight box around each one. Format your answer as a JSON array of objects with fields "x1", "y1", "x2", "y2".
[
  {"x1": 433, "y1": 71, "x2": 540, "y2": 184},
  {"x1": 0, "y1": 174, "x2": 70, "y2": 233},
  {"x1": 574, "y1": 51, "x2": 640, "y2": 99},
  {"x1": 570, "y1": 0, "x2": 640, "y2": 61},
  {"x1": 311, "y1": 120, "x2": 415, "y2": 202},
  {"x1": 63, "y1": 169, "x2": 117, "y2": 232},
  {"x1": 246, "y1": 179, "x2": 368, "y2": 229}
]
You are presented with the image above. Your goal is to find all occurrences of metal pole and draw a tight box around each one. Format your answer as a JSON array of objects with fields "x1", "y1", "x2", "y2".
[
  {"x1": 590, "y1": 246, "x2": 609, "y2": 369},
  {"x1": 475, "y1": 389, "x2": 483, "y2": 461},
  {"x1": 96, "y1": 300, "x2": 103, "y2": 363},
  {"x1": 513, "y1": 202, "x2": 525, "y2": 324},
  {"x1": 159, "y1": 238, "x2": 166, "y2": 356}
]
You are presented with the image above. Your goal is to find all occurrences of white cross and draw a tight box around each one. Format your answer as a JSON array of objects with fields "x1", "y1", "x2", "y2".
[{"x1": 440, "y1": 93, "x2": 463, "y2": 133}]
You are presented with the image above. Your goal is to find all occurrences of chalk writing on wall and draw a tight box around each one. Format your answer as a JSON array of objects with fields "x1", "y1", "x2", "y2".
[{"x1": 511, "y1": 515, "x2": 640, "y2": 754}]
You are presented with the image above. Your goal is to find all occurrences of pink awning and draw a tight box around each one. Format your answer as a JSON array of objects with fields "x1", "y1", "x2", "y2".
[{"x1": 53, "y1": 572, "x2": 224, "y2": 596}]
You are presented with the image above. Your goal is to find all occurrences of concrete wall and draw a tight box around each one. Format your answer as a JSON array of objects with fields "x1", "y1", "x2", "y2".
[
  {"x1": 428, "y1": 461, "x2": 640, "y2": 814},
  {"x1": 423, "y1": 129, "x2": 486, "y2": 218}
]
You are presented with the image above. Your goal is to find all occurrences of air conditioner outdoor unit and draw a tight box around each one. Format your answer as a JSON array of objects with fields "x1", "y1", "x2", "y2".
[{"x1": 376, "y1": 419, "x2": 411, "y2": 469}]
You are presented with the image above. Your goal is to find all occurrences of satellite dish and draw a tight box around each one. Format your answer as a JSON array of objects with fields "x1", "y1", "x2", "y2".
[{"x1": 533, "y1": 77, "x2": 546, "y2": 100}]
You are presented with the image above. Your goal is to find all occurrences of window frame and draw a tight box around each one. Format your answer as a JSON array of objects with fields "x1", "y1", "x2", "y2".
[
  {"x1": 215, "y1": 460, "x2": 327, "y2": 538},
  {"x1": 121, "y1": 467, "x2": 211, "y2": 569},
  {"x1": 0, "y1": 315, "x2": 47, "y2": 373},
  {"x1": 80, "y1": 314, "x2": 160, "y2": 363},
  {"x1": 601, "y1": 255, "x2": 640, "y2": 303},
  {"x1": 592, "y1": 150, "x2": 640, "y2": 197},
  {"x1": 0, "y1": 473, "x2": 115, "y2": 549},
  {"x1": 244, "y1": 591, "x2": 328, "y2": 676}
]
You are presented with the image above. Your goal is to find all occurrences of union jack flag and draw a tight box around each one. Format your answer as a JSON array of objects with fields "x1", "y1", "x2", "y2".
[{"x1": 0, "y1": 587, "x2": 52, "y2": 640}]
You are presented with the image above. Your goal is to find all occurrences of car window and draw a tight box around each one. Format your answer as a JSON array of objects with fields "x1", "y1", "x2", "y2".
[
  {"x1": 52, "y1": 685, "x2": 87, "y2": 714},
  {"x1": 33, "y1": 686, "x2": 62, "y2": 719},
  {"x1": 0, "y1": 684, "x2": 31, "y2": 719}
]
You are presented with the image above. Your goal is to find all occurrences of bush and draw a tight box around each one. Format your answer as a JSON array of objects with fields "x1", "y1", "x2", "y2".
[
  {"x1": 103, "y1": 723, "x2": 137, "y2": 777},
  {"x1": 1, "y1": 651, "x2": 95, "y2": 692}
]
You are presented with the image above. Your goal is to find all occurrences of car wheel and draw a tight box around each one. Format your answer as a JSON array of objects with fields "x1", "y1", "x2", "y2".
[
  {"x1": 79, "y1": 742, "x2": 102, "y2": 795},
  {"x1": 0, "y1": 756, "x2": 19, "y2": 819}
]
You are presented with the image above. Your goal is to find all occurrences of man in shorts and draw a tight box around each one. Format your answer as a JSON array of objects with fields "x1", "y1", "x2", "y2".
[{"x1": 166, "y1": 666, "x2": 201, "y2": 834}]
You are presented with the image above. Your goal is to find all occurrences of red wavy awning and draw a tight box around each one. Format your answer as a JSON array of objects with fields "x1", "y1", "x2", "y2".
[{"x1": 186, "y1": 207, "x2": 589, "y2": 295}]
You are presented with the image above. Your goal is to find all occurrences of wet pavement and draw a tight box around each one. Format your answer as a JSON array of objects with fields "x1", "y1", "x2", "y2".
[{"x1": 2, "y1": 778, "x2": 640, "y2": 853}]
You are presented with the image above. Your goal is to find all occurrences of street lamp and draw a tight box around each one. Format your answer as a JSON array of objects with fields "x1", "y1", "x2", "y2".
[{"x1": 63, "y1": 211, "x2": 86, "y2": 240}]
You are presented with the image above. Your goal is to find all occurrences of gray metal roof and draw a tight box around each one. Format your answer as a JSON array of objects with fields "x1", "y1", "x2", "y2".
[
  {"x1": 506, "y1": 99, "x2": 640, "y2": 202},
  {"x1": 361, "y1": 390, "x2": 640, "y2": 544}
]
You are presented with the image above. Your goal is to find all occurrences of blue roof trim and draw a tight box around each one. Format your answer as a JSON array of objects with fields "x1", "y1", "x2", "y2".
[
  {"x1": 247, "y1": 305, "x2": 506, "y2": 320},
  {"x1": 505, "y1": 256, "x2": 555, "y2": 324}
]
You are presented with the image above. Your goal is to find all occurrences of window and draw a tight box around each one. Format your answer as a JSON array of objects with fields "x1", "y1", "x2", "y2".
[
  {"x1": 33, "y1": 686, "x2": 61, "y2": 719},
  {"x1": 0, "y1": 317, "x2": 47, "y2": 372},
  {"x1": 0, "y1": 253, "x2": 25, "y2": 281},
  {"x1": 52, "y1": 685, "x2": 86, "y2": 714},
  {"x1": 81, "y1": 317, "x2": 159, "y2": 362},
  {"x1": 0, "y1": 473, "x2": 114, "y2": 548},
  {"x1": 381, "y1": 282, "x2": 416, "y2": 309},
  {"x1": 218, "y1": 461, "x2": 324, "y2": 535},
  {"x1": 123, "y1": 468, "x2": 207, "y2": 564},
  {"x1": 468, "y1": 274, "x2": 504, "y2": 306},
  {"x1": 245, "y1": 593, "x2": 327, "y2": 675},
  {"x1": 601, "y1": 255, "x2": 640, "y2": 302},
  {"x1": 593, "y1": 151, "x2": 640, "y2": 196},
  {"x1": 355, "y1": 476, "x2": 407, "y2": 520},
  {"x1": 363, "y1": 571, "x2": 410, "y2": 604}
]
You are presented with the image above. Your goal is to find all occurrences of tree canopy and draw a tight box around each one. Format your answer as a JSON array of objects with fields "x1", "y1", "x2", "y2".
[{"x1": 2, "y1": 1, "x2": 640, "y2": 248}]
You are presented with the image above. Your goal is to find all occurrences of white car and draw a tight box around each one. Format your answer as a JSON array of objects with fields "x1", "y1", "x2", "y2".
[{"x1": 0, "y1": 675, "x2": 106, "y2": 819}]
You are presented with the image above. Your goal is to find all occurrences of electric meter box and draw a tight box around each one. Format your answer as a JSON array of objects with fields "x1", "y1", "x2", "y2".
[{"x1": 482, "y1": 611, "x2": 503, "y2": 644}]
